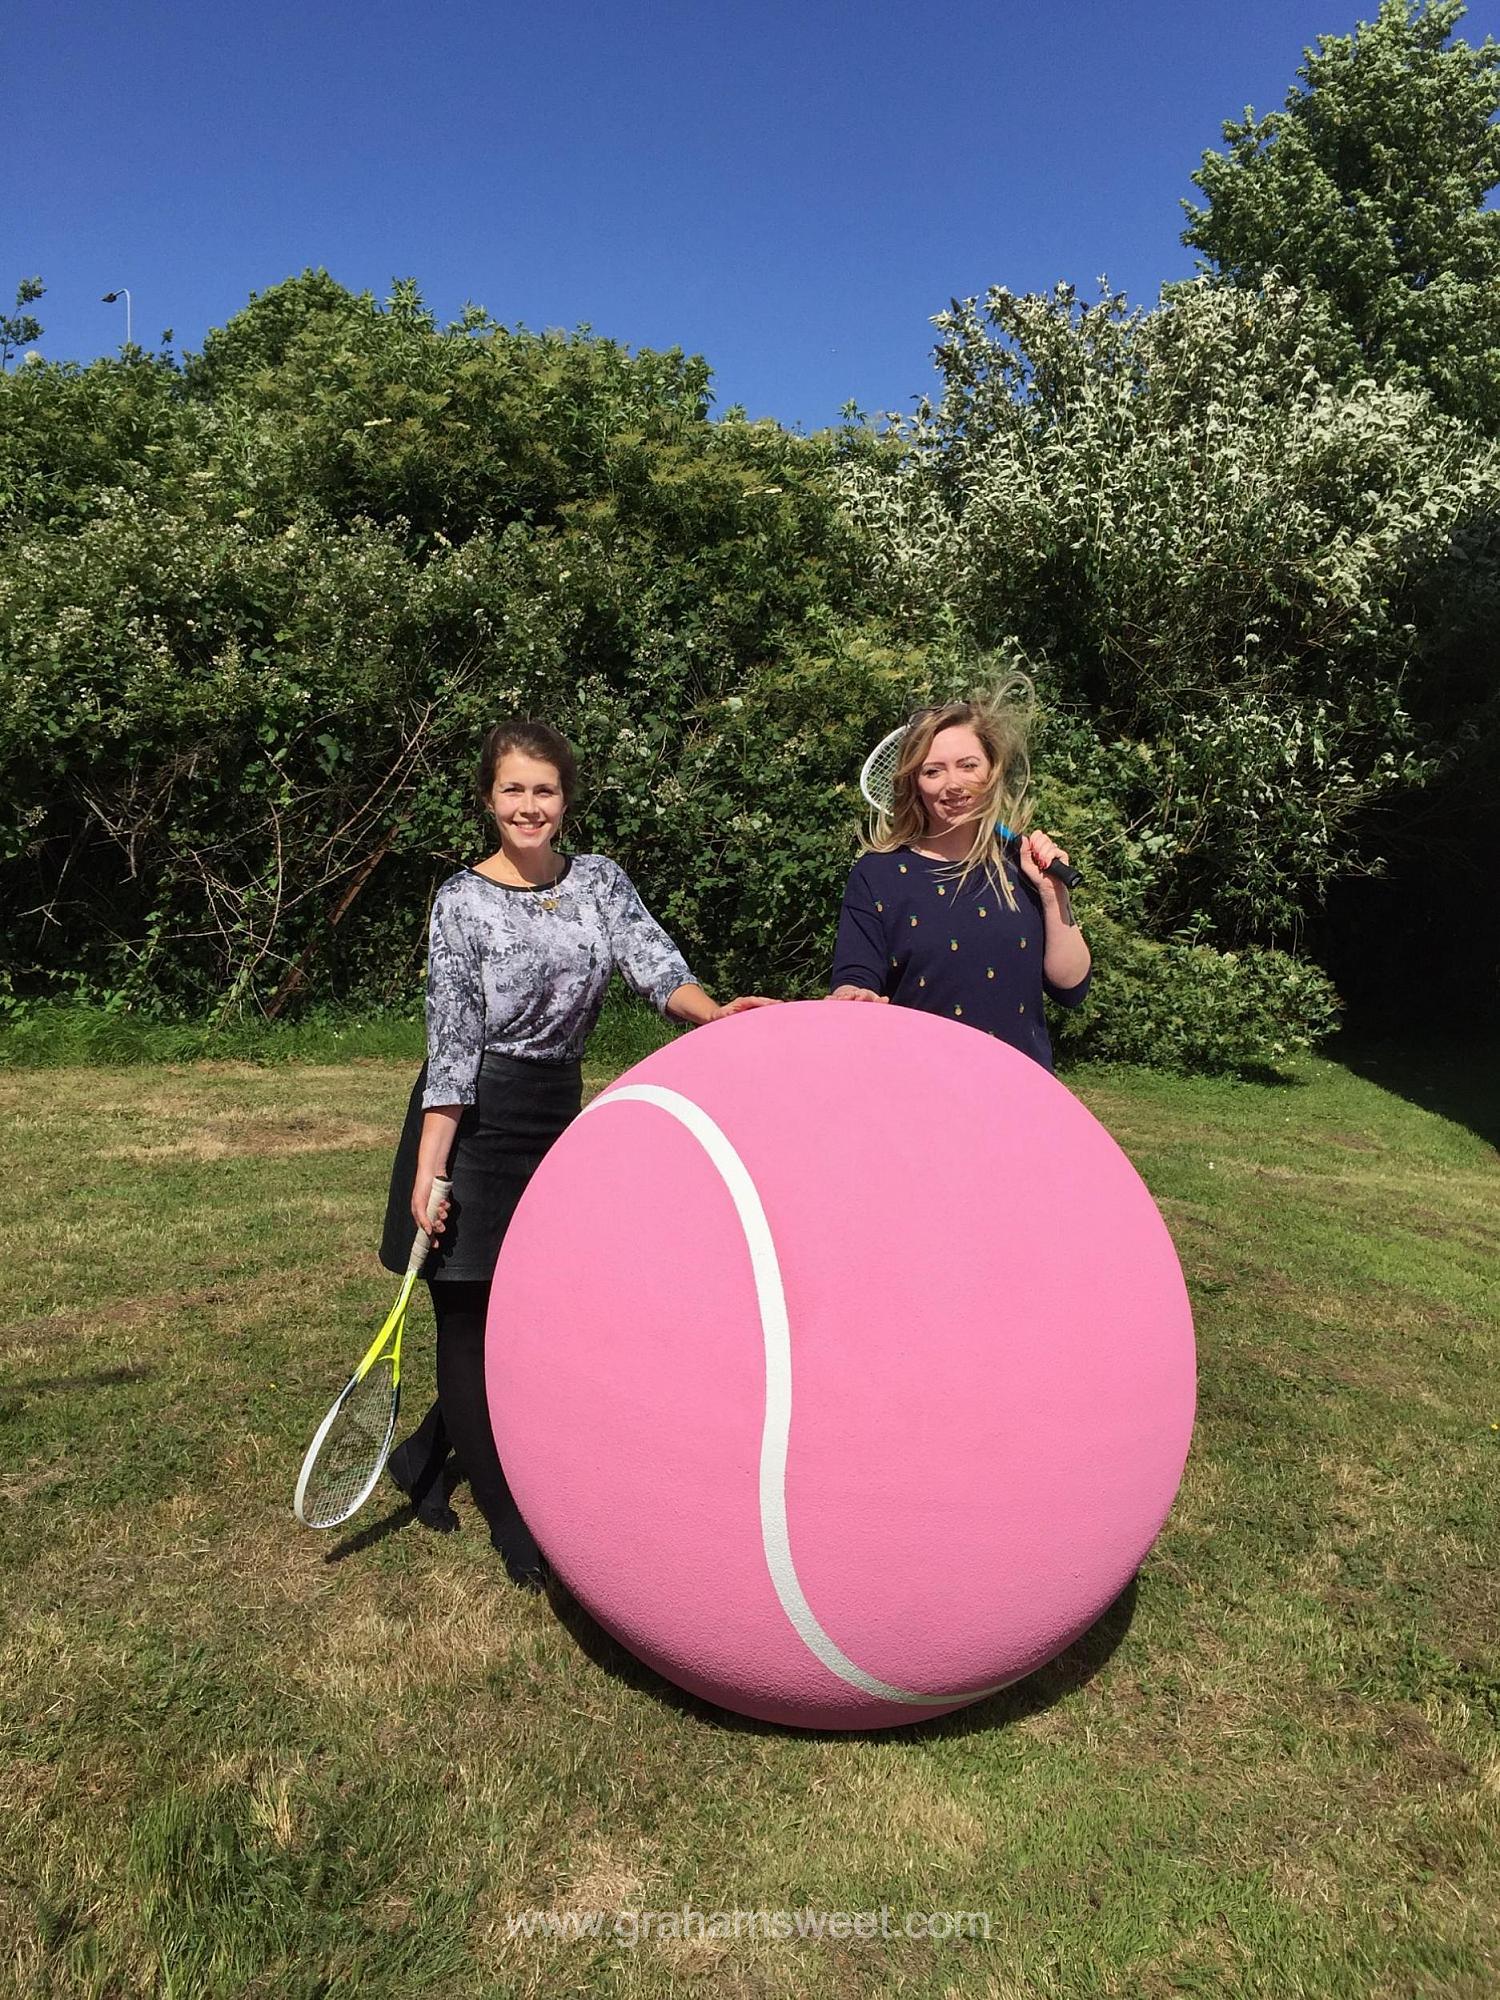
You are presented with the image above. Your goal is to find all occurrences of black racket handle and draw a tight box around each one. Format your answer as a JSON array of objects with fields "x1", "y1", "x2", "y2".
[{"x1": 1000, "y1": 828, "x2": 1081, "y2": 891}]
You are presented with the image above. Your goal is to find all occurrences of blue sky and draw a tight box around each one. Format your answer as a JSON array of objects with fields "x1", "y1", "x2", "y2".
[{"x1": 14, "y1": 0, "x2": 1499, "y2": 431}]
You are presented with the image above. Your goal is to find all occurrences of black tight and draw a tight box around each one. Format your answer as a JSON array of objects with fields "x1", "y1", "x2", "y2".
[{"x1": 397, "y1": 1281, "x2": 541, "y2": 1568}]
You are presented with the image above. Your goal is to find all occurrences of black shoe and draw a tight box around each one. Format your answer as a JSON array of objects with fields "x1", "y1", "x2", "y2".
[
  {"x1": 503, "y1": 1551, "x2": 550, "y2": 1594},
  {"x1": 413, "y1": 1463, "x2": 461, "y2": 1534},
  {"x1": 493, "y1": 1532, "x2": 550, "y2": 1593},
  {"x1": 388, "y1": 1441, "x2": 460, "y2": 1533}
]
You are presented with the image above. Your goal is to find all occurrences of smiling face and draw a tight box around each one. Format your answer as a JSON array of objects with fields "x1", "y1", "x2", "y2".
[
  {"x1": 489, "y1": 749, "x2": 566, "y2": 859},
  {"x1": 916, "y1": 724, "x2": 992, "y2": 837}
]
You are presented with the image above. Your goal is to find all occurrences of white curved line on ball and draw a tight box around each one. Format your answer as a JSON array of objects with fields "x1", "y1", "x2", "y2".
[{"x1": 582, "y1": 1081, "x2": 1009, "y2": 1708}]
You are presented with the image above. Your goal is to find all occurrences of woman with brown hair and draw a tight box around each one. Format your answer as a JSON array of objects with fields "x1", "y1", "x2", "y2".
[
  {"x1": 828, "y1": 688, "x2": 1090, "y2": 1069},
  {"x1": 380, "y1": 718, "x2": 770, "y2": 1587}
]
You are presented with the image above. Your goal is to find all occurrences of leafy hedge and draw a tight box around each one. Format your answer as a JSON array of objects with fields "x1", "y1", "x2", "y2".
[
  {"x1": 4, "y1": 268, "x2": 1490, "y2": 1070},
  {"x1": 1051, "y1": 917, "x2": 1341, "y2": 1071}
]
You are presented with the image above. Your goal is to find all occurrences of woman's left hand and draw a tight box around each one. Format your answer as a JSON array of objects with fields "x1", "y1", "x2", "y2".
[{"x1": 1018, "y1": 830, "x2": 1071, "y2": 894}]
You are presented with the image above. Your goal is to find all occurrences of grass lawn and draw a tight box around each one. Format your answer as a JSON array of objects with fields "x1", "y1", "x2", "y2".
[{"x1": 1, "y1": 1039, "x2": 1496, "y2": 1998}]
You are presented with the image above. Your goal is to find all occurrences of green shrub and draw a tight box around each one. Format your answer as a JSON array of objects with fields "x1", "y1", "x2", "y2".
[
  {"x1": 0, "y1": 274, "x2": 1372, "y2": 1072},
  {"x1": 1052, "y1": 913, "x2": 1341, "y2": 1072}
]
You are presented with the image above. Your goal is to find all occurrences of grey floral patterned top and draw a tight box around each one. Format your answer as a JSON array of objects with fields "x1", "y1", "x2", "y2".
[{"x1": 422, "y1": 856, "x2": 694, "y2": 1106}]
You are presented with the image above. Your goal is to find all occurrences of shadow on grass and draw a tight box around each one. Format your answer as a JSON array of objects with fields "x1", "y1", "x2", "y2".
[
  {"x1": 547, "y1": 1574, "x2": 1138, "y2": 1742},
  {"x1": 323, "y1": 1498, "x2": 429, "y2": 1562},
  {"x1": 1333, "y1": 1036, "x2": 1500, "y2": 1152}
]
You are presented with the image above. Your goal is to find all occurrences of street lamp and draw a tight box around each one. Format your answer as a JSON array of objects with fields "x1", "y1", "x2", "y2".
[{"x1": 101, "y1": 288, "x2": 132, "y2": 347}]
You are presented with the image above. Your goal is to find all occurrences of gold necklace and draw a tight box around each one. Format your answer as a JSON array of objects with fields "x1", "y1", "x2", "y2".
[
  {"x1": 521, "y1": 866, "x2": 565, "y2": 912},
  {"x1": 485, "y1": 859, "x2": 565, "y2": 909}
]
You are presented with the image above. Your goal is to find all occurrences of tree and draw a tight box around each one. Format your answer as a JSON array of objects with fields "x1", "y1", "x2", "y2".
[
  {"x1": 0, "y1": 277, "x2": 44, "y2": 371},
  {"x1": 835, "y1": 277, "x2": 1500, "y2": 949},
  {"x1": 0, "y1": 276, "x2": 881, "y2": 1019},
  {"x1": 0, "y1": 268, "x2": 1392, "y2": 1065},
  {"x1": 1182, "y1": 1, "x2": 1500, "y2": 429}
]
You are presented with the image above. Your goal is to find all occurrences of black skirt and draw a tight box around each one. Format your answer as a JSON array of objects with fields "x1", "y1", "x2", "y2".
[{"x1": 380, "y1": 1051, "x2": 583, "y2": 1283}]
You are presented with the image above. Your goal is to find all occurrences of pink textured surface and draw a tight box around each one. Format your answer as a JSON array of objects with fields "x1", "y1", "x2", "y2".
[{"x1": 489, "y1": 1002, "x2": 1195, "y2": 1729}]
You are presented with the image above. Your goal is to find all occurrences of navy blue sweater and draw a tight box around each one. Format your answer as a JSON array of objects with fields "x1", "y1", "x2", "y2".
[{"x1": 829, "y1": 847, "x2": 1091, "y2": 1071}]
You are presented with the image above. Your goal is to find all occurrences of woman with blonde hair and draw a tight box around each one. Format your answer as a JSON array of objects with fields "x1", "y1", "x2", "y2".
[{"x1": 828, "y1": 687, "x2": 1090, "y2": 1070}]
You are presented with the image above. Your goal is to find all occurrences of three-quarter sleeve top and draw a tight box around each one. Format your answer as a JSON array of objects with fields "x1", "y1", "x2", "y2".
[
  {"x1": 422, "y1": 855, "x2": 693, "y2": 1106},
  {"x1": 829, "y1": 846, "x2": 1090, "y2": 1072}
]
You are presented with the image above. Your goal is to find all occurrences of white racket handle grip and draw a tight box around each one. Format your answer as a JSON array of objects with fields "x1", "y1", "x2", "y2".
[{"x1": 408, "y1": 1175, "x2": 453, "y2": 1273}]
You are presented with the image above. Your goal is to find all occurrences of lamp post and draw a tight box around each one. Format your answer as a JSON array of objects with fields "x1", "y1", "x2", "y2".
[{"x1": 101, "y1": 289, "x2": 133, "y2": 347}]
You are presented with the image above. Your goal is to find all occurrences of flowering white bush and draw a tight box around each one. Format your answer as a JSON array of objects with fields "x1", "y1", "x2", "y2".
[{"x1": 836, "y1": 276, "x2": 1500, "y2": 947}]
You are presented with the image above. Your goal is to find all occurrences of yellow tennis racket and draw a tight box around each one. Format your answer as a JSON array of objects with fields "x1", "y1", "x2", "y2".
[{"x1": 293, "y1": 1177, "x2": 451, "y2": 1530}]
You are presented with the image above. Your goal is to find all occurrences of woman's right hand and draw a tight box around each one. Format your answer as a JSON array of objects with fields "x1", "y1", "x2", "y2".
[
  {"x1": 411, "y1": 1171, "x2": 451, "y2": 1240},
  {"x1": 826, "y1": 985, "x2": 889, "y2": 1003}
]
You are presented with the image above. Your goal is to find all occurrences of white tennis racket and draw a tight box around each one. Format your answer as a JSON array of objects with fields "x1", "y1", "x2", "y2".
[
  {"x1": 859, "y1": 720, "x2": 1081, "y2": 889},
  {"x1": 293, "y1": 1177, "x2": 451, "y2": 1530},
  {"x1": 858, "y1": 724, "x2": 915, "y2": 818}
]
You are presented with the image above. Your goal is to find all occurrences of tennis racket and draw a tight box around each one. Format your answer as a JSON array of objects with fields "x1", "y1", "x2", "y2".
[
  {"x1": 293, "y1": 1176, "x2": 452, "y2": 1530},
  {"x1": 859, "y1": 723, "x2": 1082, "y2": 890}
]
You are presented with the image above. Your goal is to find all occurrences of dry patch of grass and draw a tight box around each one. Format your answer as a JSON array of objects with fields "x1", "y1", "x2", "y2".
[
  {"x1": 97, "y1": 1119, "x2": 392, "y2": 1165},
  {"x1": 6, "y1": 1286, "x2": 229, "y2": 1347},
  {"x1": 560, "y1": 1837, "x2": 659, "y2": 1912},
  {"x1": 290, "y1": 1557, "x2": 521, "y2": 1710}
]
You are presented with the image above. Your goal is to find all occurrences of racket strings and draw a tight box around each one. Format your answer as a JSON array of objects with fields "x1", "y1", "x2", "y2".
[{"x1": 297, "y1": 1357, "x2": 397, "y2": 1529}]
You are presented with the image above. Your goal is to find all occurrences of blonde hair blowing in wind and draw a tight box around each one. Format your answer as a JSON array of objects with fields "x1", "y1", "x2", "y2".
[{"x1": 865, "y1": 679, "x2": 1035, "y2": 911}]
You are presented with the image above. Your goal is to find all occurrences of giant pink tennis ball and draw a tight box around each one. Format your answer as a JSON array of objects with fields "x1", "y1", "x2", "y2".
[{"x1": 489, "y1": 1002, "x2": 1194, "y2": 1729}]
